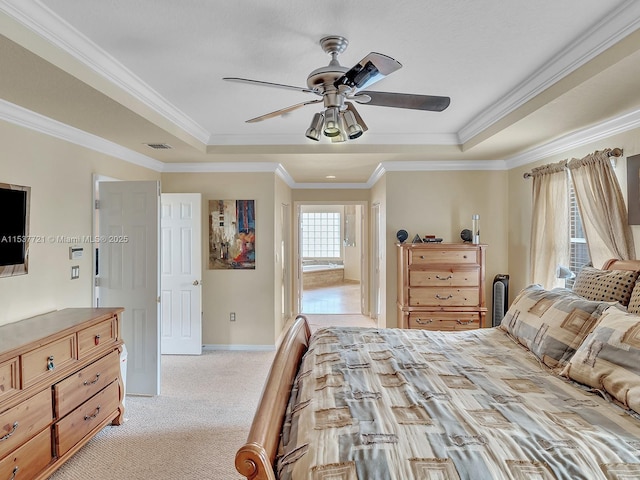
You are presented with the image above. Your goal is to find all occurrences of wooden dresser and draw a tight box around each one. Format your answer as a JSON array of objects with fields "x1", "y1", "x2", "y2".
[
  {"x1": 397, "y1": 243, "x2": 487, "y2": 330},
  {"x1": 0, "y1": 308, "x2": 124, "y2": 480}
]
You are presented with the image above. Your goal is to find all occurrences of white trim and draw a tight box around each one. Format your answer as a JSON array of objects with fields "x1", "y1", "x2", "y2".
[
  {"x1": 3, "y1": 93, "x2": 640, "y2": 186},
  {"x1": 202, "y1": 344, "x2": 275, "y2": 352},
  {"x1": 0, "y1": 99, "x2": 165, "y2": 172},
  {"x1": 505, "y1": 107, "x2": 640, "y2": 169},
  {"x1": 458, "y1": 0, "x2": 640, "y2": 145},
  {"x1": 0, "y1": 0, "x2": 210, "y2": 144}
]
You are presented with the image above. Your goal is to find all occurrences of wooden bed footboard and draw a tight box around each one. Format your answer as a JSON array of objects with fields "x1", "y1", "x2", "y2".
[{"x1": 235, "y1": 315, "x2": 312, "y2": 480}]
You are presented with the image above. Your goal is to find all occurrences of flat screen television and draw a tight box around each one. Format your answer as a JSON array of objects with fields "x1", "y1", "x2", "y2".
[{"x1": 0, "y1": 183, "x2": 31, "y2": 277}]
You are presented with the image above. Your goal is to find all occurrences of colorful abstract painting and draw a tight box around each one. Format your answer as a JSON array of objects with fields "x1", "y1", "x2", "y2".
[{"x1": 208, "y1": 200, "x2": 255, "y2": 269}]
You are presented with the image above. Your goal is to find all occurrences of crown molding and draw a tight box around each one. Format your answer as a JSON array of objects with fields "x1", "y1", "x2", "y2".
[
  {"x1": 0, "y1": 0, "x2": 211, "y2": 145},
  {"x1": 458, "y1": 0, "x2": 640, "y2": 145},
  {"x1": 3, "y1": 96, "x2": 639, "y2": 187},
  {"x1": 0, "y1": 99, "x2": 164, "y2": 171},
  {"x1": 505, "y1": 107, "x2": 640, "y2": 169}
]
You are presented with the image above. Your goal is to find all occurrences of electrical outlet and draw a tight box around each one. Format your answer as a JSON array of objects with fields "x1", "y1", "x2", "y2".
[
  {"x1": 71, "y1": 265, "x2": 80, "y2": 279},
  {"x1": 230, "y1": 312, "x2": 236, "y2": 322}
]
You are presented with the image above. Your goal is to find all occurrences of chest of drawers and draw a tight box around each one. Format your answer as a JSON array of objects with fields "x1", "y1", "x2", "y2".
[
  {"x1": 0, "y1": 308, "x2": 124, "y2": 480},
  {"x1": 397, "y1": 243, "x2": 487, "y2": 330}
]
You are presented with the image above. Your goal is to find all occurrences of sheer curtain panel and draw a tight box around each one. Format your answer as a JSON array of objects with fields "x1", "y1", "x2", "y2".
[
  {"x1": 530, "y1": 161, "x2": 570, "y2": 289},
  {"x1": 567, "y1": 150, "x2": 635, "y2": 268}
]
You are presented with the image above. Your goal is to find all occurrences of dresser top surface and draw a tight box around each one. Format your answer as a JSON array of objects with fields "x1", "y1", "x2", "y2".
[{"x1": 0, "y1": 308, "x2": 123, "y2": 355}]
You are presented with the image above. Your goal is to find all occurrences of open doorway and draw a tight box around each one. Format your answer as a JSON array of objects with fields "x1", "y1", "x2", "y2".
[{"x1": 296, "y1": 202, "x2": 367, "y2": 315}]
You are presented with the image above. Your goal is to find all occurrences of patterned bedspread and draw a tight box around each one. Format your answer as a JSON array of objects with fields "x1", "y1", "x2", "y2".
[{"x1": 276, "y1": 326, "x2": 640, "y2": 479}]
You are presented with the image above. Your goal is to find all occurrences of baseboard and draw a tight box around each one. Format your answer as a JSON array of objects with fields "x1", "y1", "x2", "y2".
[{"x1": 202, "y1": 344, "x2": 275, "y2": 352}]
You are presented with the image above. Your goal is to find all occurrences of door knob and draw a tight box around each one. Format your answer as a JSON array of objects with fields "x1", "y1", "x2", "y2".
[{"x1": 193, "y1": 280, "x2": 201, "y2": 286}]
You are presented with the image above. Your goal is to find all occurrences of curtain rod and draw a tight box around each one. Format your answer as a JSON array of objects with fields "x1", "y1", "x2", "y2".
[{"x1": 523, "y1": 148, "x2": 624, "y2": 179}]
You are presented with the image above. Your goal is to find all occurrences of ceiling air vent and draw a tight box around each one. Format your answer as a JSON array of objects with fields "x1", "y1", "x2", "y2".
[{"x1": 145, "y1": 143, "x2": 172, "y2": 150}]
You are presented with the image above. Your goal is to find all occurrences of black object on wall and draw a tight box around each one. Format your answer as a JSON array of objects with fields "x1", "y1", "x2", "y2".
[{"x1": 492, "y1": 274, "x2": 510, "y2": 327}]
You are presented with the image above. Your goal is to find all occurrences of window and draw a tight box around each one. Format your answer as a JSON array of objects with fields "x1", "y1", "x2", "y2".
[
  {"x1": 567, "y1": 180, "x2": 590, "y2": 288},
  {"x1": 301, "y1": 212, "x2": 341, "y2": 258}
]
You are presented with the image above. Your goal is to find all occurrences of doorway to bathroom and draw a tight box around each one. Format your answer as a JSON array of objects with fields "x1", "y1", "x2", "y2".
[{"x1": 295, "y1": 202, "x2": 367, "y2": 315}]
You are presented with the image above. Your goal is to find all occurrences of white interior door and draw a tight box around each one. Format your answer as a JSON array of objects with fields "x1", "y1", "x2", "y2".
[
  {"x1": 160, "y1": 193, "x2": 202, "y2": 355},
  {"x1": 98, "y1": 181, "x2": 160, "y2": 396}
]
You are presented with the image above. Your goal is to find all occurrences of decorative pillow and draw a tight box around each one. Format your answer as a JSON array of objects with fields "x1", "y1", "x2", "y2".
[
  {"x1": 561, "y1": 307, "x2": 640, "y2": 414},
  {"x1": 571, "y1": 266, "x2": 639, "y2": 307},
  {"x1": 627, "y1": 282, "x2": 640, "y2": 315},
  {"x1": 500, "y1": 284, "x2": 615, "y2": 371}
]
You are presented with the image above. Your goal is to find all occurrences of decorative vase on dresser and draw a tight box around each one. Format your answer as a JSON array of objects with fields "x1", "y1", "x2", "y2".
[
  {"x1": 397, "y1": 243, "x2": 487, "y2": 330},
  {"x1": 0, "y1": 307, "x2": 125, "y2": 480}
]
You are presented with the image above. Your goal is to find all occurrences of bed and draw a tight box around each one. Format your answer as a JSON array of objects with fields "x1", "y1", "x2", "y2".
[{"x1": 236, "y1": 259, "x2": 640, "y2": 479}]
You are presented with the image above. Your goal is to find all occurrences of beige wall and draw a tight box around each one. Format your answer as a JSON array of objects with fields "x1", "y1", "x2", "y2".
[
  {"x1": 0, "y1": 121, "x2": 159, "y2": 326},
  {"x1": 383, "y1": 170, "x2": 509, "y2": 328},
  {"x1": 507, "y1": 127, "x2": 640, "y2": 299},
  {"x1": 161, "y1": 172, "x2": 278, "y2": 347},
  {"x1": 4, "y1": 116, "x2": 638, "y2": 343}
]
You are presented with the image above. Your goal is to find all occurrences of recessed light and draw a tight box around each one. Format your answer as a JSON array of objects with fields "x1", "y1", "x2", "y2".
[{"x1": 326, "y1": 175, "x2": 336, "y2": 179}]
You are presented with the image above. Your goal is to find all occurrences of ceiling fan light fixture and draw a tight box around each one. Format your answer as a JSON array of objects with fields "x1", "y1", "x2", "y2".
[
  {"x1": 305, "y1": 112, "x2": 324, "y2": 141},
  {"x1": 323, "y1": 107, "x2": 341, "y2": 137},
  {"x1": 342, "y1": 110, "x2": 363, "y2": 139}
]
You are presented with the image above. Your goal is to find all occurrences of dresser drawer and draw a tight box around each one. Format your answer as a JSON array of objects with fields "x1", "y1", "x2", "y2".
[
  {"x1": 409, "y1": 312, "x2": 481, "y2": 330},
  {"x1": 0, "y1": 358, "x2": 19, "y2": 404},
  {"x1": 409, "y1": 249, "x2": 478, "y2": 266},
  {"x1": 409, "y1": 287, "x2": 479, "y2": 307},
  {"x1": 0, "y1": 427, "x2": 52, "y2": 480},
  {"x1": 54, "y1": 350, "x2": 121, "y2": 419},
  {"x1": 55, "y1": 381, "x2": 120, "y2": 457},
  {"x1": 78, "y1": 317, "x2": 118, "y2": 359},
  {"x1": 0, "y1": 389, "x2": 52, "y2": 459},
  {"x1": 409, "y1": 268, "x2": 479, "y2": 287},
  {"x1": 21, "y1": 334, "x2": 77, "y2": 389}
]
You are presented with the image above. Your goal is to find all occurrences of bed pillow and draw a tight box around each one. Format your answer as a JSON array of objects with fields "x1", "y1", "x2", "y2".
[
  {"x1": 571, "y1": 266, "x2": 639, "y2": 307},
  {"x1": 561, "y1": 307, "x2": 640, "y2": 413},
  {"x1": 626, "y1": 282, "x2": 640, "y2": 315},
  {"x1": 500, "y1": 284, "x2": 614, "y2": 371}
]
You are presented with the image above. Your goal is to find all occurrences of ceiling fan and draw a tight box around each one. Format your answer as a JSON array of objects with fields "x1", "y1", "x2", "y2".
[{"x1": 223, "y1": 35, "x2": 450, "y2": 142}]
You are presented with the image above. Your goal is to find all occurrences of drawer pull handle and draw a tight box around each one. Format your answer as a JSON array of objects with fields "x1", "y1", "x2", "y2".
[
  {"x1": 435, "y1": 294, "x2": 453, "y2": 300},
  {"x1": 1, "y1": 422, "x2": 18, "y2": 442},
  {"x1": 84, "y1": 405, "x2": 101, "y2": 421},
  {"x1": 435, "y1": 274, "x2": 453, "y2": 280},
  {"x1": 95, "y1": 334, "x2": 101, "y2": 346},
  {"x1": 456, "y1": 319, "x2": 472, "y2": 325},
  {"x1": 415, "y1": 318, "x2": 434, "y2": 325},
  {"x1": 47, "y1": 355, "x2": 55, "y2": 370},
  {"x1": 83, "y1": 373, "x2": 101, "y2": 386},
  {"x1": 9, "y1": 466, "x2": 18, "y2": 480}
]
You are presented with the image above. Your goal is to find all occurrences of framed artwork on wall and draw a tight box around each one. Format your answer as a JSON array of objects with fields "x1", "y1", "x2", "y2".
[
  {"x1": 627, "y1": 154, "x2": 640, "y2": 225},
  {"x1": 208, "y1": 199, "x2": 255, "y2": 269}
]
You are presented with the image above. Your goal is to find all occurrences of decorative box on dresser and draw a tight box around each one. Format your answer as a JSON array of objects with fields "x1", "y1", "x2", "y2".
[
  {"x1": 397, "y1": 242, "x2": 487, "y2": 330},
  {"x1": 0, "y1": 308, "x2": 125, "y2": 480}
]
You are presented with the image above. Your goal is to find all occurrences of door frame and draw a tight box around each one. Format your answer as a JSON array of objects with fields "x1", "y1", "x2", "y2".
[{"x1": 294, "y1": 200, "x2": 369, "y2": 316}]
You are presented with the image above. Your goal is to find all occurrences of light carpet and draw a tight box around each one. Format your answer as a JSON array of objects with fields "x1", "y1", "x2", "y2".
[{"x1": 48, "y1": 349, "x2": 274, "y2": 480}]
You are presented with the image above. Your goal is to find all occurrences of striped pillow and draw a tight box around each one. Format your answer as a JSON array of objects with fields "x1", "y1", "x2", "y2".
[
  {"x1": 561, "y1": 307, "x2": 640, "y2": 414},
  {"x1": 571, "y1": 267, "x2": 639, "y2": 307},
  {"x1": 500, "y1": 284, "x2": 614, "y2": 371}
]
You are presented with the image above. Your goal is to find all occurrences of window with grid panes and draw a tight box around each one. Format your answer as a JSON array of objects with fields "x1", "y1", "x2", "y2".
[
  {"x1": 301, "y1": 212, "x2": 341, "y2": 258},
  {"x1": 566, "y1": 180, "x2": 590, "y2": 288}
]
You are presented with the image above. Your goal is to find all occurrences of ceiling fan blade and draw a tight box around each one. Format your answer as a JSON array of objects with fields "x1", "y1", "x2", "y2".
[
  {"x1": 355, "y1": 91, "x2": 451, "y2": 112},
  {"x1": 334, "y1": 52, "x2": 402, "y2": 90},
  {"x1": 345, "y1": 102, "x2": 368, "y2": 132},
  {"x1": 223, "y1": 77, "x2": 319, "y2": 95},
  {"x1": 245, "y1": 99, "x2": 323, "y2": 123}
]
